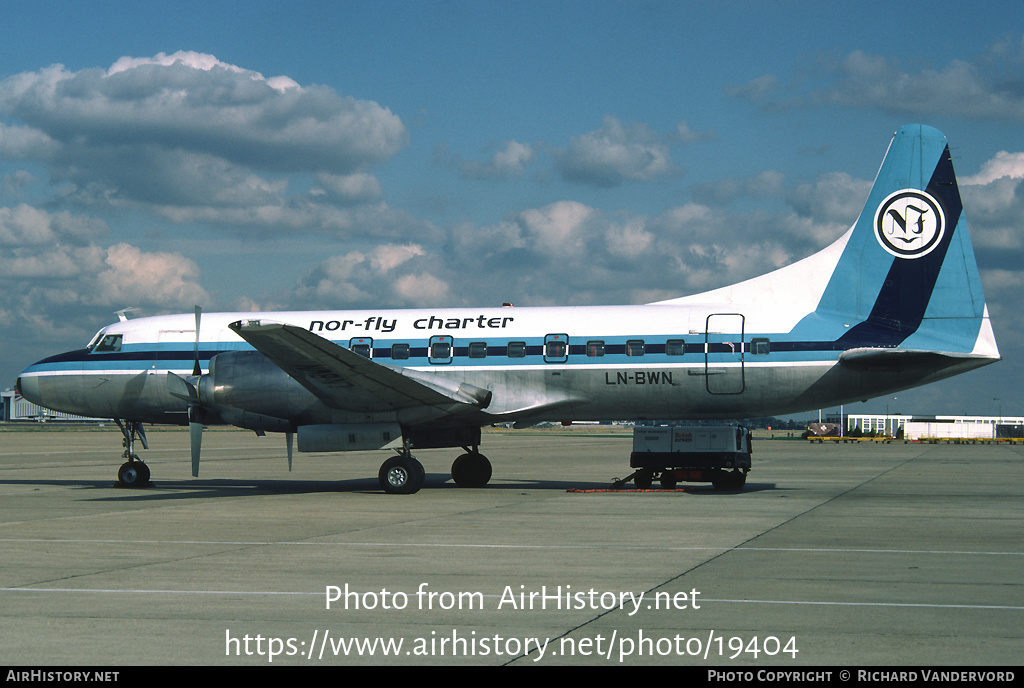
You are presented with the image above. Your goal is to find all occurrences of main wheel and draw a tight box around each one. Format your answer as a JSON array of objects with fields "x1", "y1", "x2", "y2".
[
  {"x1": 451, "y1": 452, "x2": 492, "y2": 487},
  {"x1": 117, "y1": 461, "x2": 149, "y2": 487},
  {"x1": 378, "y1": 456, "x2": 424, "y2": 494}
]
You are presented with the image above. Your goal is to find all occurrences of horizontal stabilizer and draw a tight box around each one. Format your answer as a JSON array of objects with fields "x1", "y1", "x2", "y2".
[{"x1": 838, "y1": 347, "x2": 990, "y2": 370}]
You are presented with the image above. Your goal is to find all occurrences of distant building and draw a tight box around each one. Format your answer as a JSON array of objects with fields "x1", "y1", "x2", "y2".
[
  {"x1": 834, "y1": 412, "x2": 1024, "y2": 439},
  {"x1": 2, "y1": 389, "x2": 105, "y2": 423}
]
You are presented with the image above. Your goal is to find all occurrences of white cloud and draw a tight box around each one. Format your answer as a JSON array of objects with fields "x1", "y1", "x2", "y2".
[
  {"x1": 314, "y1": 172, "x2": 384, "y2": 205},
  {"x1": 555, "y1": 116, "x2": 681, "y2": 187},
  {"x1": 289, "y1": 243, "x2": 449, "y2": 309},
  {"x1": 106, "y1": 50, "x2": 300, "y2": 92},
  {"x1": 0, "y1": 204, "x2": 107, "y2": 246},
  {"x1": 0, "y1": 52, "x2": 408, "y2": 215},
  {"x1": 439, "y1": 139, "x2": 537, "y2": 180},
  {"x1": 730, "y1": 43, "x2": 1024, "y2": 121},
  {"x1": 962, "y1": 151, "x2": 1024, "y2": 185},
  {"x1": 91, "y1": 244, "x2": 209, "y2": 307}
]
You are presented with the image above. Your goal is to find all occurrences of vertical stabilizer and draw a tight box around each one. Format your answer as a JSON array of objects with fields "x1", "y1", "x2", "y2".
[{"x1": 809, "y1": 124, "x2": 991, "y2": 355}]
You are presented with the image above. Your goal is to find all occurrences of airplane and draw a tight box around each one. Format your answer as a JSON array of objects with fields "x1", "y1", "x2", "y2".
[{"x1": 15, "y1": 124, "x2": 1000, "y2": 494}]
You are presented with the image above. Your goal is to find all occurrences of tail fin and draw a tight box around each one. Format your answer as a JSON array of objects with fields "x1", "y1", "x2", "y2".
[{"x1": 813, "y1": 124, "x2": 996, "y2": 358}]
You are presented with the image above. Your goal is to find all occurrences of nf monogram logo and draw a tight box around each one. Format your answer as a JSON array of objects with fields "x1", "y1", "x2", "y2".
[{"x1": 874, "y1": 189, "x2": 945, "y2": 259}]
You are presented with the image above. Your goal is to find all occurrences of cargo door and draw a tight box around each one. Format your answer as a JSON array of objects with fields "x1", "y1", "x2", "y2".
[{"x1": 705, "y1": 314, "x2": 745, "y2": 394}]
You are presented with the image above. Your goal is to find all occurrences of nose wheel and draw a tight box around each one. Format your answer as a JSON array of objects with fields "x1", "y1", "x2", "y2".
[{"x1": 117, "y1": 460, "x2": 151, "y2": 487}]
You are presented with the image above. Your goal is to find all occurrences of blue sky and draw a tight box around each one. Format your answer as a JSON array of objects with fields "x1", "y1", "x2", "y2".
[{"x1": 3, "y1": 0, "x2": 1024, "y2": 420}]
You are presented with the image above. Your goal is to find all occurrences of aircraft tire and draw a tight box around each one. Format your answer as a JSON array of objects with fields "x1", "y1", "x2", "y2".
[
  {"x1": 379, "y1": 456, "x2": 424, "y2": 495},
  {"x1": 117, "y1": 461, "x2": 149, "y2": 487},
  {"x1": 451, "y1": 452, "x2": 491, "y2": 487}
]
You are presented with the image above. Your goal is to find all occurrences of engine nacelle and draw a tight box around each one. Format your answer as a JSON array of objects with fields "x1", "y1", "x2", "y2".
[{"x1": 199, "y1": 350, "x2": 314, "y2": 422}]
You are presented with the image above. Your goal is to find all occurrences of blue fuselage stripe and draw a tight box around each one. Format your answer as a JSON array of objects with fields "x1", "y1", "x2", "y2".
[{"x1": 24, "y1": 336, "x2": 867, "y2": 374}]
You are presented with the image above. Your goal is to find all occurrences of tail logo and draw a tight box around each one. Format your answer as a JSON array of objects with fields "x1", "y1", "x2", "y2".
[{"x1": 874, "y1": 189, "x2": 945, "y2": 259}]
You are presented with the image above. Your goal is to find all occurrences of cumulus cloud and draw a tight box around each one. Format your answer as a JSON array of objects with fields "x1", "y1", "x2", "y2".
[
  {"x1": 962, "y1": 151, "x2": 1024, "y2": 185},
  {"x1": 729, "y1": 42, "x2": 1024, "y2": 120},
  {"x1": 0, "y1": 51, "x2": 408, "y2": 219},
  {"x1": 554, "y1": 116, "x2": 682, "y2": 188},
  {"x1": 960, "y1": 151, "x2": 1024, "y2": 272},
  {"x1": 812, "y1": 50, "x2": 1024, "y2": 119},
  {"x1": 288, "y1": 243, "x2": 450, "y2": 309},
  {"x1": 313, "y1": 172, "x2": 384, "y2": 205},
  {"x1": 0, "y1": 203, "x2": 209, "y2": 352},
  {"x1": 90, "y1": 244, "x2": 210, "y2": 307},
  {"x1": 0, "y1": 203, "x2": 107, "y2": 246},
  {"x1": 442, "y1": 140, "x2": 537, "y2": 179}
]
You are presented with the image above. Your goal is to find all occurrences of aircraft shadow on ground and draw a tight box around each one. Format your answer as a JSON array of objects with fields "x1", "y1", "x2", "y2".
[{"x1": 0, "y1": 475, "x2": 779, "y2": 501}]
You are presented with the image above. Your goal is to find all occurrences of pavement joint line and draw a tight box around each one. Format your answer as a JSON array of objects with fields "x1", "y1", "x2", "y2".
[{"x1": 1, "y1": 537, "x2": 1021, "y2": 557}]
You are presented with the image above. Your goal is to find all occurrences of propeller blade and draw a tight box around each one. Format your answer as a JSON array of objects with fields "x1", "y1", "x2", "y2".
[
  {"x1": 286, "y1": 431, "x2": 293, "y2": 472},
  {"x1": 188, "y1": 406, "x2": 203, "y2": 477},
  {"x1": 192, "y1": 305, "x2": 203, "y2": 377}
]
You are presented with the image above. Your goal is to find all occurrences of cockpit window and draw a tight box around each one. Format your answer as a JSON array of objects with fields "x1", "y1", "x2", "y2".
[
  {"x1": 92, "y1": 334, "x2": 123, "y2": 353},
  {"x1": 87, "y1": 329, "x2": 106, "y2": 351}
]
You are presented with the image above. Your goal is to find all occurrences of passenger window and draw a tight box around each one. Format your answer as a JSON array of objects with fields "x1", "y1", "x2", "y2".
[
  {"x1": 666, "y1": 339, "x2": 685, "y2": 356},
  {"x1": 626, "y1": 340, "x2": 645, "y2": 356},
  {"x1": 391, "y1": 343, "x2": 410, "y2": 360},
  {"x1": 94, "y1": 334, "x2": 123, "y2": 353},
  {"x1": 751, "y1": 338, "x2": 771, "y2": 355},
  {"x1": 468, "y1": 342, "x2": 487, "y2": 359},
  {"x1": 431, "y1": 341, "x2": 451, "y2": 359},
  {"x1": 349, "y1": 338, "x2": 372, "y2": 358},
  {"x1": 507, "y1": 341, "x2": 526, "y2": 358},
  {"x1": 545, "y1": 334, "x2": 567, "y2": 357},
  {"x1": 587, "y1": 340, "x2": 605, "y2": 357},
  {"x1": 428, "y1": 335, "x2": 453, "y2": 364}
]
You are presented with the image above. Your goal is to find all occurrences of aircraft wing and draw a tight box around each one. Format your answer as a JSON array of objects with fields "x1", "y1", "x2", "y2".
[{"x1": 228, "y1": 320, "x2": 492, "y2": 414}]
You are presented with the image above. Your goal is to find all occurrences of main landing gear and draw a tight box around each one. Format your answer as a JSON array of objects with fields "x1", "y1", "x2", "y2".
[
  {"x1": 376, "y1": 444, "x2": 493, "y2": 494},
  {"x1": 451, "y1": 448, "x2": 491, "y2": 488},
  {"x1": 115, "y1": 420, "x2": 151, "y2": 487},
  {"x1": 378, "y1": 451, "x2": 425, "y2": 495}
]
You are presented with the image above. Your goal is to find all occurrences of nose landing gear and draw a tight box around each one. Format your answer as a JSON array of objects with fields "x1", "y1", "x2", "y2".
[{"x1": 115, "y1": 419, "x2": 151, "y2": 487}]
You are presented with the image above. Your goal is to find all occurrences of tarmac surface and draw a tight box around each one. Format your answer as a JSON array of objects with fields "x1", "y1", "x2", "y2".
[{"x1": 1, "y1": 426, "x2": 1021, "y2": 666}]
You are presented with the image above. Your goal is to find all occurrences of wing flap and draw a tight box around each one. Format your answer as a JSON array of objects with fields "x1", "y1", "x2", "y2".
[{"x1": 228, "y1": 320, "x2": 491, "y2": 413}]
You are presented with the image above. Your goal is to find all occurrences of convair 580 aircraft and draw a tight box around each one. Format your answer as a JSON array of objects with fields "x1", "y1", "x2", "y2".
[{"x1": 17, "y1": 125, "x2": 1000, "y2": 493}]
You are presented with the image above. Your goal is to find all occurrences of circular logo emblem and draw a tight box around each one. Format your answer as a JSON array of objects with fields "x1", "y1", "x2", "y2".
[{"x1": 874, "y1": 189, "x2": 945, "y2": 259}]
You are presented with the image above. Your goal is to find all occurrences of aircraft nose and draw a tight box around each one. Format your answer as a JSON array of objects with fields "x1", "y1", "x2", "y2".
[{"x1": 16, "y1": 372, "x2": 42, "y2": 406}]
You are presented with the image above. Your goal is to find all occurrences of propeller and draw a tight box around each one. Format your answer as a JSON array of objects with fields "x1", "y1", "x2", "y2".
[
  {"x1": 192, "y1": 305, "x2": 202, "y2": 377},
  {"x1": 168, "y1": 305, "x2": 205, "y2": 477}
]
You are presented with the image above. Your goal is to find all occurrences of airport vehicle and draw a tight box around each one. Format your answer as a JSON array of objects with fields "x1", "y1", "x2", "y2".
[
  {"x1": 624, "y1": 425, "x2": 751, "y2": 490},
  {"x1": 16, "y1": 124, "x2": 1000, "y2": 493}
]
